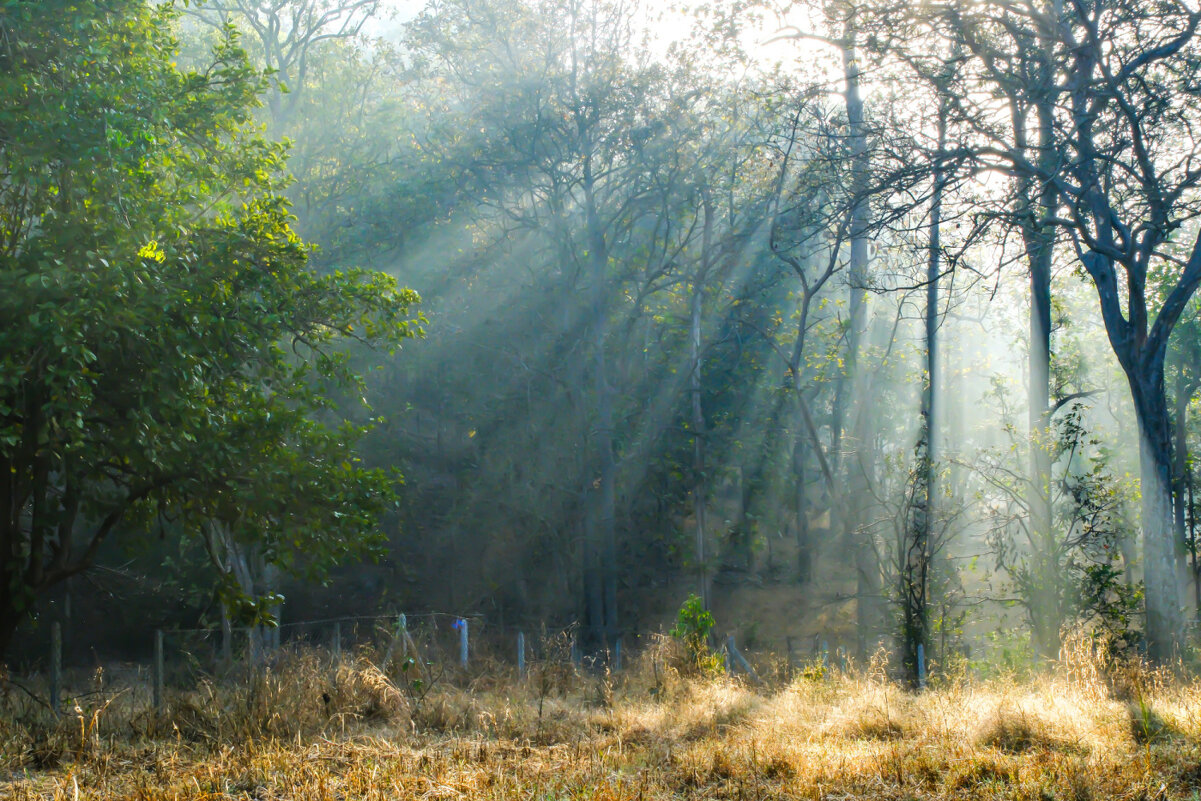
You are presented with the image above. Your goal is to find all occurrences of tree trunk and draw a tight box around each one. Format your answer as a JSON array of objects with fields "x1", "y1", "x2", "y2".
[
  {"x1": 690, "y1": 264, "x2": 710, "y2": 609},
  {"x1": 1189, "y1": 459, "x2": 1200, "y2": 619},
  {"x1": 1131, "y1": 372, "x2": 1186, "y2": 661},
  {"x1": 1026, "y1": 238, "x2": 1057, "y2": 659},
  {"x1": 1011, "y1": 62, "x2": 1060, "y2": 660},
  {"x1": 840, "y1": 26, "x2": 884, "y2": 659},
  {"x1": 584, "y1": 163, "x2": 618, "y2": 644},
  {"x1": 0, "y1": 606, "x2": 20, "y2": 661},
  {"x1": 793, "y1": 431, "x2": 812, "y2": 583},
  {"x1": 1174, "y1": 381, "x2": 1188, "y2": 551},
  {"x1": 691, "y1": 193, "x2": 715, "y2": 609},
  {"x1": 902, "y1": 93, "x2": 945, "y2": 686}
]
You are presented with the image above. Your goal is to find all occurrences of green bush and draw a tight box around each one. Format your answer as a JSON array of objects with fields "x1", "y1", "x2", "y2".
[{"x1": 670, "y1": 594, "x2": 722, "y2": 674}]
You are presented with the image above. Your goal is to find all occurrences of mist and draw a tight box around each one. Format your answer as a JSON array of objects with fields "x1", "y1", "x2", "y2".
[{"x1": 7, "y1": 0, "x2": 1201, "y2": 691}]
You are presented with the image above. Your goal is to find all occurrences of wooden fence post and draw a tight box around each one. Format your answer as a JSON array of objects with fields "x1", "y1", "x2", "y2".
[
  {"x1": 50, "y1": 621, "x2": 61, "y2": 713},
  {"x1": 153, "y1": 629, "x2": 164, "y2": 711},
  {"x1": 332, "y1": 622, "x2": 342, "y2": 661},
  {"x1": 517, "y1": 631, "x2": 526, "y2": 677},
  {"x1": 398, "y1": 614, "x2": 408, "y2": 659}
]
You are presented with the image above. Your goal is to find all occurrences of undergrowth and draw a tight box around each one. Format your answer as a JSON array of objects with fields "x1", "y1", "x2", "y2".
[{"x1": 4, "y1": 635, "x2": 1201, "y2": 799}]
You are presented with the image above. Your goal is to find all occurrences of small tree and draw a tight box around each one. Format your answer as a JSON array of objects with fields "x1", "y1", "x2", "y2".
[
  {"x1": 982, "y1": 403, "x2": 1142, "y2": 655},
  {"x1": 670, "y1": 593, "x2": 718, "y2": 672}
]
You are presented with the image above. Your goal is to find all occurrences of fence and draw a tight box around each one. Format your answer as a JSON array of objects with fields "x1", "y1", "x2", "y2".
[{"x1": 24, "y1": 613, "x2": 851, "y2": 715}]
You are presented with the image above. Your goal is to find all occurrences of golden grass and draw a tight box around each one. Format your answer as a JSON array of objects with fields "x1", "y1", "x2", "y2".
[{"x1": 4, "y1": 643, "x2": 1201, "y2": 800}]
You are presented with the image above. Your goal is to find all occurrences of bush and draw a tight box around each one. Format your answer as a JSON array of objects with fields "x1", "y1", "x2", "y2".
[{"x1": 669, "y1": 595, "x2": 723, "y2": 675}]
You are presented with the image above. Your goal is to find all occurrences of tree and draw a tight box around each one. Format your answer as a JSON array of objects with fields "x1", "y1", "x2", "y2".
[
  {"x1": 0, "y1": 0, "x2": 420, "y2": 657},
  {"x1": 189, "y1": 0, "x2": 380, "y2": 127},
  {"x1": 185, "y1": 0, "x2": 413, "y2": 260},
  {"x1": 943, "y1": 0, "x2": 1201, "y2": 660}
]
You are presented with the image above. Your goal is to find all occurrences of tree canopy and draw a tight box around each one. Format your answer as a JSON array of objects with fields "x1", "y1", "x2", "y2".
[{"x1": 0, "y1": 0, "x2": 420, "y2": 655}]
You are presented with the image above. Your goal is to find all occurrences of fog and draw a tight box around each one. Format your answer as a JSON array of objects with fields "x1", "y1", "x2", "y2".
[{"x1": 7, "y1": 0, "x2": 1201, "y2": 681}]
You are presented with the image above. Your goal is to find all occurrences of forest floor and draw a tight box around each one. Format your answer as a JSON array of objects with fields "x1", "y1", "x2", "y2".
[{"x1": 4, "y1": 641, "x2": 1201, "y2": 800}]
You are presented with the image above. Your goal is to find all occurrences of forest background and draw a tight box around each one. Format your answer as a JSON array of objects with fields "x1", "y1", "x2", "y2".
[{"x1": 7, "y1": 0, "x2": 1201, "y2": 685}]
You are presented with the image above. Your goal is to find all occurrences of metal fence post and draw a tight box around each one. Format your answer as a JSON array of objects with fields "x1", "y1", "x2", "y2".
[
  {"x1": 153, "y1": 629, "x2": 164, "y2": 711},
  {"x1": 50, "y1": 622, "x2": 61, "y2": 713},
  {"x1": 458, "y1": 618, "x2": 468, "y2": 668}
]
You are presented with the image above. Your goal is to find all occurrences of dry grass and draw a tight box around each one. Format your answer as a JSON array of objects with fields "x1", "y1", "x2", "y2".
[{"x1": 5, "y1": 641, "x2": 1201, "y2": 800}]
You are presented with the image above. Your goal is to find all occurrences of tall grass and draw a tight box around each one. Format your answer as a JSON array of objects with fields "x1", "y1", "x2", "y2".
[{"x1": 5, "y1": 634, "x2": 1201, "y2": 799}]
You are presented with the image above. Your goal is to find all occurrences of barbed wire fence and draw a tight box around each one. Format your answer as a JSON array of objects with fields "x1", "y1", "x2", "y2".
[
  {"x1": 25, "y1": 613, "x2": 621, "y2": 715},
  {"x1": 18, "y1": 611, "x2": 842, "y2": 716}
]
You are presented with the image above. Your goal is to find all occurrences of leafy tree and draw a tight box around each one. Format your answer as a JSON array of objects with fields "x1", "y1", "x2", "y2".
[
  {"x1": 0, "y1": 0, "x2": 420, "y2": 657},
  {"x1": 669, "y1": 593, "x2": 718, "y2": 671}
]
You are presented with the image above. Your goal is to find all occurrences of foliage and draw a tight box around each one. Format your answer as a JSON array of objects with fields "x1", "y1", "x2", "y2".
[
  {"x1": 983, "y1": 403, "x2": 1142, "y2": 653},
  {"x1": 670, "y1": 594, "x2": 722, "y2": 673},
  {"x1": 0, "y1": 0, "x2": 420, "y2": 652}
]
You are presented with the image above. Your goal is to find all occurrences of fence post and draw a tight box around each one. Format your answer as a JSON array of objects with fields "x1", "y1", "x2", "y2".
[
  {"x1": 220, "y1": 607, "x2": 232, "y2": 666},
  {"x1": 726, "y1": 634, "x2": 762, "y2": 685},
  {"x1": 49, "y1": 621, "x2": 62, "y2": 713},
  {"x1": 332, "y1": 622, "x2": 342, "y2": 661},
  {"x1": 458, "y1": 618, "x2": 469, "y2": 668},
  {"x1": 517, "y1": 631, "x2": 526, "y2": 677},
  {"x1": 917, "y1": 642, "x2": 927, "y2": 690},
  {"x1": 398, "y1": 614, "x2": 408, "y2": 659},
  {"x1": 614, "y1": 636, "x2": 622, "y2": 672},
  {"x1": 153, "y1": 629, "x2": 164, "y2": 711}
]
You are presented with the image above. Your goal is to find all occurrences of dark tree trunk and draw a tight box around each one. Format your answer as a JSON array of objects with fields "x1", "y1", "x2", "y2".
[
  {"x1": 1130, "y1": 370, "x2": 1185, "y2": 661},
  {"x1": 901, "y1": 91, "x2": 946, "y2": 687},
  {"x1": 0, "y1": 612, "x2": 18, "y2": 662}
]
